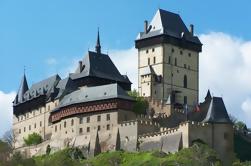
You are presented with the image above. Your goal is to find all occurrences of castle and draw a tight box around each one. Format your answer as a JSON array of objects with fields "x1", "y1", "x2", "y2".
[{"x1": 12, "y1": 9, "x2": 234, "y2": 165}]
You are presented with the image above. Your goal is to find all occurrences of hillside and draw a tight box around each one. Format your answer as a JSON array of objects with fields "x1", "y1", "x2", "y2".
[
  {"x1": 1, "y1": 139, "x2": 251, "y2": 166},
  {"x1": 0, "y1": 142, "x2": 222, "y2": 166}
]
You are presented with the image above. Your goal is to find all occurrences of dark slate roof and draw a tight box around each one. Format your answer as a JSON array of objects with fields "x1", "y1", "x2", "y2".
[
  {"x1": 20, "y1": 74, "x2": 61, "y2": 103},
  {"x1": 53, "y1": 83, "x2": 134, "y2": 111},
  {"x1": 137, "y1": 9, "x2": 201, "y2": 45},
  {"x1": 55, "y1": 77, "x2": 77, "y2": 99},
  {"x1": 70, "y1": 51, "x2": 131, "y2": 84},
  {"x1": 202, "y1": 97, "x2": 232, "y2": 124},
  {"x1": 14, "y1": 74, "x2": 29, "y2": 104}
]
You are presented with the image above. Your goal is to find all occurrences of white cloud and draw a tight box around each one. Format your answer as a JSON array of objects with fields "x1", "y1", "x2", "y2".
[
  {"x1": 109, "y1": 48, "x2": 138, "y2": 90},
  {"x1": 199, "y1": 32, "x2": 251, "y2": 126},
  {"x1": 0, "y1": 91, "x2": 16, "y2": 137},
  {"x1": 45, "y1": 57, "x2": 58, "y2": 65},
  {"x1": 241, "y1": 98, "x2": 251, "y2": 114}
]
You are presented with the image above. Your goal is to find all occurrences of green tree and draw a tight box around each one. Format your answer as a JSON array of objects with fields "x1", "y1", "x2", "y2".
[
  {"x1": 128, "y1": 90, "x2": 148, "y2": 114},
  {"x1": 23, "y1": 133, "x2": 42, "y2": 146}
]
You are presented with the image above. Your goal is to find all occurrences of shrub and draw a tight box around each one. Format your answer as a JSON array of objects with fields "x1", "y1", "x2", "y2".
[
  {"x1": 23, "y1": 133, "x2": 42, "y2": 146},
  {"x1": 128, "y1": 90, "x2": 148, "y2": 114}
]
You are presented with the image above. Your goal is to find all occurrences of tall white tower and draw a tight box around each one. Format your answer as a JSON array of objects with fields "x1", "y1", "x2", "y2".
[{"x1": 135, "y1": 9, "x2": 202, "y2": 109}]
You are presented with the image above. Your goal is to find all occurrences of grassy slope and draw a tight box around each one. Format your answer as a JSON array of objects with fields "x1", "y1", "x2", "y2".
[{"x1": 81, "y1": 143, "x2": 222, "y2": 166}]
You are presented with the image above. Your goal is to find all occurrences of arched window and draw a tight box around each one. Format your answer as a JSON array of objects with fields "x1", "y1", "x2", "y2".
[{"x1": 184, "y1": 75, "x2": 187, "y2": 88}]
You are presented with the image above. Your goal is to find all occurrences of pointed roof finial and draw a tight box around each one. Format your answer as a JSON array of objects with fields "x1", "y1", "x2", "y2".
[
  {"x1": 95, "y1": 28, "x2": 101, "y2": 54},
  {"x1": 205, "y1": 89, "x2": 212, "y2": 101},
  {"x1": 15, "y1": 73, "x2": 29, "y2": 104}
]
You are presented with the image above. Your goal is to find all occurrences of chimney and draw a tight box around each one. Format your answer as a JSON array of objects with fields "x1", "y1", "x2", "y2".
[
  {"x1": 144, "y1": 20, "x2": 148, "y2": 33},
  {"x1": 79, "y1": 61, "x2": 83, "y2": 72},
  {"x1": 189, "y1": 24, "x2": 194, "y2": 36}
]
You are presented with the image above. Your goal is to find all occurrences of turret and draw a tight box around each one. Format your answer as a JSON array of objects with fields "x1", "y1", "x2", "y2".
[{"x1": 14, "y1": 74, "x2": 29, "y2": 104}]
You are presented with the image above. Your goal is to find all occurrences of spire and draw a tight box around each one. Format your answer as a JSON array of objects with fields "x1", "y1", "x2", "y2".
[
  {"x1": 95, "y1": 28, "x2": 101, "y2": 54},
  {"x1": 205, "y1": 89, "x2": 212, "y2": 101},
  {"x1": 15, "y1": 73, "x2": 29, "y2": 104}
]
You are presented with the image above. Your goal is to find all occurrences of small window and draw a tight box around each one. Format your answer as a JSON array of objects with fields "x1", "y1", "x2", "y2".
[
  {"x1": 48, "y1": 105, "x2": 50, "y2": 111},
  {"x1": 97, "y1": 115, "x2": 101, "y2": 122},
  {"x1": 34, "y1": 123, "x2": 36, "y2": 129},
  {"x1": 184, "y1": 75, "x2": 187, "y2": 88},
  {"x1": 87, "y1": 117, "x2": 90, "y2": 123},
  {"x1": 107, "y1": 124, "x2": 110, "y2": 130},
  {"x1": 39, "y1": 108, "x2": 42, "y2": 114},
  {"x1": 154, "y1": 90, "x2": 157, "y2": 94},
  {"x1": 40, "y1": 121, "x2": 42, "y2": 127},
  {"x1": 19, "y1": 129, "x2": 21, "y2": 134},
  {"x1": 175, "y1": 58, "x2": 177, "y2": 66},
  {"x1": 152, "y1": 48, "x2": 155, "y2": 52},
  {"x1": 224, "y1": 133, "x2": 228, "y2": 140},
  {"x1": 184, "y1": 96, "x2": 187, "y2": 105},
  {"x1": 55, "y1": 125, "x2": 57, "y2": 132},
  {"x1": 172, "y1": 48, "x2": 175, "y2": 53},
  {"x1": 148, "y1": 58, "x2": 150, "y2": 65},
  {"x1": 106, "y1": 114, "x2": 110, "y2": 121},
  {"x1": 59, "y1": 124, "x2": 61, "y2": 130},
  {"x1": 188, "y1": 66, "x2": 190, "y2": 70},
  {"x1": 79, "y1": 128, "x2": 83, "y2": 134},
  {"x1": 98, "y1": 125, "x2": 101, "y2": 131},
  {"x1": 71, "y1": 119, "x2": 74, "y2": 126},
  {"x1": 184, "y1": 64, "x2": 187, "y2": 68},
  {"x1": 180, "y1": 50, "x2": 183, "y2": 55},
  {"x1": 87, "y1": 127, "x2": 90, "y2": 133},
  {"x1": 168, "y1": 56, "x2": 171, "y2": 64},
  {"x1": 33, "y1": 111, "x2": 35, "y2": 116},
  {"x1": 79, "y1": 117, "x2": 83, "y2": 124},
  {"x1": 188, "y1": 53, "x2": 191, "y2": 57},
  {"x1": 153, "y1": 57, "x2": 156, "y2": 64},
  {"x1": 64, "y1": 121, "x2": 67, "y2": 128},
  {"x1": 29, "y1": 125, "x2": 31, "y2": 130},
  {"x1": 24, "y1": 127, "x2": 26, "y2": 132},
  {"x1": 146, "y1": 49, "x2": 149, "y2": 54}
]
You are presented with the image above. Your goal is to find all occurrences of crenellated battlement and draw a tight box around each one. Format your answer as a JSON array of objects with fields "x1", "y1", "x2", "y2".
[
  {"x1": 119, "y1": 118, "x2": 160, "y2": 128},
  {"x1": 139, "y1": 126, "x2": 179, "y2": 140}
]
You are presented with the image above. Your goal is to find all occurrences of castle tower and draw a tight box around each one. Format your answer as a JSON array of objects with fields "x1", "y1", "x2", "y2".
[{"x1": 135, "y1": 9, "x2": 202, "y2": 109}]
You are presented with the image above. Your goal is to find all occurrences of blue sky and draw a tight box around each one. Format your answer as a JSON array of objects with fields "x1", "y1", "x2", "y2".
[{"x1": 1, "y1": 0, "x2": 251, "y2": 136}]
